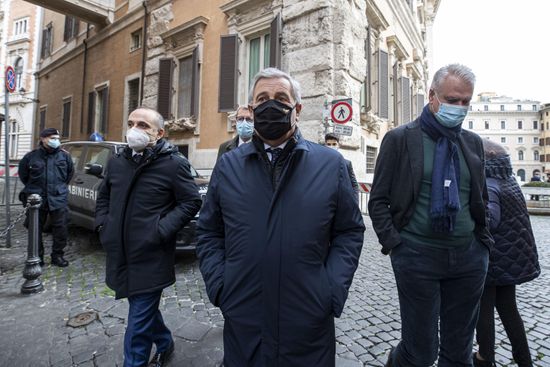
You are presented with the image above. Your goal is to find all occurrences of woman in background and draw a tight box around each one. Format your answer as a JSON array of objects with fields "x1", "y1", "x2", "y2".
[{"x1": 473, "y1": 140, "x2": 540, "y2": 367}]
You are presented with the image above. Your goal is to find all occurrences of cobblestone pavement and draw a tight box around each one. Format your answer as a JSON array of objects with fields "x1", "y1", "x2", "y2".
[{"x1": 0, "y1": 207, "x2": 549, "y2": 366}]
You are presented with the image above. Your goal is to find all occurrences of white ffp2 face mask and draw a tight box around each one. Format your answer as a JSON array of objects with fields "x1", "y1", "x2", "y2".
[{"x1": 126, "y1": 128, "x2": 150, "y2": 152}]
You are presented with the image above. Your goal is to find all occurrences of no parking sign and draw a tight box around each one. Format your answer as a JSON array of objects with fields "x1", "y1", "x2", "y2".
[{"x1": 5, "y1": 66, "x2": 16, "y2": 93}]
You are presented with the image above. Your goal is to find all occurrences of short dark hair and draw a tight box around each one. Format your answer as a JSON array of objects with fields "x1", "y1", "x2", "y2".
[{"x1": 324, "y1": 133, "x2": 339, "y2": 143}]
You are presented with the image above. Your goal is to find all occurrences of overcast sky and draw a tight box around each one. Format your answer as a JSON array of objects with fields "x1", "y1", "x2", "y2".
[{"x1": 432, "y1": 0, "x2": 549, "y2": 103}]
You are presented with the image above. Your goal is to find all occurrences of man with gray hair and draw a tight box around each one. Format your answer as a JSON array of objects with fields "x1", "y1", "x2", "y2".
[
  {"x1": 369, "y1": 64, "x2": 493, "y2": 367},
  {"x1": 216, "y1": 105, "x2": 254, "y2": 161},
  {"x1": 197, "y1": 68, "x2": 365, "y2": 366},
  {"x1": 95, "y1": 107, "x2": 202, "y2": 367}
]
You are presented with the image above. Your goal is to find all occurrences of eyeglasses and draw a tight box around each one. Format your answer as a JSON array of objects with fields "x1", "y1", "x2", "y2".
[{"x1": 236, "y1": 118, "x2": 253, "y2": 124}]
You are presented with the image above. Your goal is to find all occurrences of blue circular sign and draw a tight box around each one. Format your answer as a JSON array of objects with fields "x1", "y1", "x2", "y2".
[{"x1": 5, "y1": 66, "x2": 16, "y2": 93}]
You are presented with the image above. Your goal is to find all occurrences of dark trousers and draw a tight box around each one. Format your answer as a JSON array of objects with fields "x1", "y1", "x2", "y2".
[
  {"x1": 26, "y1": 207, "x2": 68, "y2": 258},
  {"x1": 390, "y1": 238, "x2": 489, "y2": 367},
  {"x1": 124, "y1": 291, "x2": 173, "y2": 367},
  {"x1": 476, "y1": 285, "x2": 533, "y2": 367}
]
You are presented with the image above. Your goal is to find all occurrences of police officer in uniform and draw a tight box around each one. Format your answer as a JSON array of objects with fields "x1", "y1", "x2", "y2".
[{"x1": 19, "y1": 128, "x2": 74, "y2": 267}]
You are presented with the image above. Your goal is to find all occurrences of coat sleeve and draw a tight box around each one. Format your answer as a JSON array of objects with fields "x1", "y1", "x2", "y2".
[
  {"x1": 65, "y1": 152, "x2": 74, "y2": 183},
  {"x1": 158, "y1": 157, "x2": 202, "y2": 240},
  {"x1": 326, "y1": 159, "x2": 365, "y2": 317},
  {"x1": 196, "y1": 162, "x2": 226, "y2": 307},
  {"x1": 367, "y1": 132, "x2": 402, "y2": 254},
  {"x1": 346, "y1": 160, "x2": 359, "y2": 196},
  {"x1": 18, "y1": 153, "x2": 30, "y2": 185},
  {"x1": 95, "y1": 165, "x2": 111, "y2": 230},
  {"x1": 486, "y1": 179, "x2": 501, "y2": 232}
]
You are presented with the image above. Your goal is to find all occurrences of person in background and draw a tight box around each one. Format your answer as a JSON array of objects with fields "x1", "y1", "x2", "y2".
[
  {"x1": 473, "y1": 140, "x2": 540, "y2": 367},
  {"x1": 216, "y1": 106, "x2": 254, "y2": 161},
  {"x1": 18, "y1": 128, "x2": 74, "y2": 267},
  {"x1": 324, "y1": 133, "x2": 359, "y2": 201}
]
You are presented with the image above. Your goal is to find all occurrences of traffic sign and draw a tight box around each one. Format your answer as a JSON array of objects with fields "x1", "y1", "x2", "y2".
[
  {"x1": 333, "y1": 124, "x2": 353, "y2": 136},
  {"x1": 5, "y1": 66, "x2": 16, "y2": 93},
  {"x1": 331, "y1": 100, "x2": 352, "y2": 124}
]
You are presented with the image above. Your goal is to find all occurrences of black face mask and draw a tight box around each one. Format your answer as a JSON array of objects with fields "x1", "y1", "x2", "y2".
[{"x1": 253, "y1": 99, "x2": 295, "y2": 140}]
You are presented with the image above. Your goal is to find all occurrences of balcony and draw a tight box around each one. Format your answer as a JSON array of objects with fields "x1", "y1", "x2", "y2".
[{"x1": 23, "y1": 0, "x2": 114, "y2": 27}]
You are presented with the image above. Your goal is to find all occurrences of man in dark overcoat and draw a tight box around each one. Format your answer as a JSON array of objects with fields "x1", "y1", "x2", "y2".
[
  {"x1": 216, "y1": 106, "x2": 254, "y2": 161},
  {"x1": 197, "y1": 68, "x2": 365, "y2": 367},
  {"x1": 95, "y1": 107, "x2": 201, "y2": 367}
]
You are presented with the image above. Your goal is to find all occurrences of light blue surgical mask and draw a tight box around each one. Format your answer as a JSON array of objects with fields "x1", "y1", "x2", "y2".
[
  {"x1": 434, "y1": 95, "x2": 469, "y2": 128},
  {"x1": 236, "y1": 118, "x2": 254, "y2": 139},
  {"x1": 47, "y1": 138, "x2": 60, "y2": 149}
]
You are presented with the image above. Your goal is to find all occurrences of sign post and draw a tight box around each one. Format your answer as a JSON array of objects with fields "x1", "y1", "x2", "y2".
[{"x1": 4, "y1": 66, "x2": 16, "y2": 247}]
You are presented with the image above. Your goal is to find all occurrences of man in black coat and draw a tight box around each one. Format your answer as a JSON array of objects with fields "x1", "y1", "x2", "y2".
[
  {"x1": 368, "y1": 64, "x2": 493, "y2": 367},
  {"x1": 18, "y1": 127, "x2": 74, "y2": 267},
  {"x1": 324, "y1": 133, "x2": 359, "y2": 201},
  {"x1": 95, "y1": 107, "x2": 201, "y2": 367},
  {"x1": 216, "y1": 106, "x2": 254, "y2": 161}
]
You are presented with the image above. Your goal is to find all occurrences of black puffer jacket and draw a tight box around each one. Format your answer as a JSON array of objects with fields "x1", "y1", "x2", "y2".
[
  {"x1": 18, "y1": 144, "x2": 74, "y2": 210},
  {"x1": 95, "y1": 139, "x2": 202, "y2": 299},
  {"x1": 485, "y1": 156, "x2": 540, "y2": 286}
]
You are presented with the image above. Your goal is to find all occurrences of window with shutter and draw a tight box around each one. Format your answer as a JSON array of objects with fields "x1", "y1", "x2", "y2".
[
  {"x1": 178, "y1": 56, "x2": 193, "y2": 118},
  {"x1": 87, "y1": 92, "x2": 95, "y2": 134},
  {"x1": 41, "y1": 24, "x2": 53, "y2": 58},
  {"x1": 158, "y1": 59, "x2": 174, "y2": 119},
  {"x1": 39, "y1": 108, "x2": 47, "y2": 132},
  {"x1": 366, "y1": 146, "x2": 377, "y2": 174},
  {"x1": 392, "y1": 63, "x2": 398, "y2": 124},
  {"x1": 219, "y1": 35, "x2": 238, "y2": 112},
  {"x1": 416, "y1": 94, "x2": 424, "y2": 116},
  {"x1": 127, "y1": 78, "x2": 140, "y2": 115},
  {"x1": 190, "y1": 46, "x2": 200, "y2": 118},
  {"x1": 98, "y1": 87, "x2": 109, "y2": 133},
  {"x1": 402, "y1": 77, "x2": 411, "y2": 123},
  {"x1": 378, "y1": 50, "x2": 389, "y2": 119}
]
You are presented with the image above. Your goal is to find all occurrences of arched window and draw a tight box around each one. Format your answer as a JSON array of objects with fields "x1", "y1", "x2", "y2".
[
  {"x1": 534, "y1": 151, "x2": 540, "y2": 161},
  {"x1": 517, "y1": 169, "x2": 525, "y2": 181},
  {"x1": 518, "y1": 150, "x2": 524, "y2": 161},
  {"x1": 14, "y1": 57, "x2": 24, "y2": 91}
]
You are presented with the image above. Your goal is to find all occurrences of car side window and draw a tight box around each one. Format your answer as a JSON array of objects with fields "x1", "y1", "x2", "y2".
[
  {"x1": 84, "y1": 146, "x2": 111, "y2": 173},
  {"x1": 64, "y1": 144, "x2": 84, "y2": 170}
]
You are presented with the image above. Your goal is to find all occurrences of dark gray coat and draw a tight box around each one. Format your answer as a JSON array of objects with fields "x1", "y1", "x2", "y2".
[
  {"x1": 368, "y1": 118, "x2": 494, "y2": 254},
  {"x1": 197, "y1": 133, "x2": 365, "y2": 367},
  {"x1": 95, "y1": 139, "x2": 201, "y2": 299}
]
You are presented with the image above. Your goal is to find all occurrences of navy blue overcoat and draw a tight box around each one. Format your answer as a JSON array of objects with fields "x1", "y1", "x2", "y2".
[{"x1": 197, "y1": 133, "x2": 365, "y2": 367}]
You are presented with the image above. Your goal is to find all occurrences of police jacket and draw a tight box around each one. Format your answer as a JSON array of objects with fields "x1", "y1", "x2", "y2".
[{"x1": 18, "y1": 144, "x2": 74, "y2": 211}]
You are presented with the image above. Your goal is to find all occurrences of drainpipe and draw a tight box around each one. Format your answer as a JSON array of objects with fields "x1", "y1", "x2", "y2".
[
  {"x1": 80, "y1": 24, "x2": 90, "y2": 135},
  {"x1": 140, "y1": 1, "x2": 149, "y2": 105}
]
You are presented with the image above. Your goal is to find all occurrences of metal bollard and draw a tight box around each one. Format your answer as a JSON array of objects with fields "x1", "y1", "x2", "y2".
[{"x1": 21, "y1": 194, "x2": 44, "y2": 295}]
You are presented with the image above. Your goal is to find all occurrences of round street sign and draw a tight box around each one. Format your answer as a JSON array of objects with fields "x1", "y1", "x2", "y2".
[
  {"x1": 5, "y1": 66, "x2": 16, "y2": 93},
  {"x1": 331, "y1": 101, "x2": 352, "y2": 124}
]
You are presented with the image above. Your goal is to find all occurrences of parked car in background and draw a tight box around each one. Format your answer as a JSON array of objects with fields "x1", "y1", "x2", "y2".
[{"x1": 61, "y1": 141, "x2": 208, "y2": 252}]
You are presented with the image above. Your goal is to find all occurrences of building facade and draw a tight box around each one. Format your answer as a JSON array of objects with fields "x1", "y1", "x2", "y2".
[
  {"x1": 27, "y1": 0, "x2": 439, "y2": 181},
  {"x1": 540, "y1": 103, "x2": 550, "y2": 177},
  {"x1": 465, "y1": 93, "x2": 542, "y2": 182},
  {"x1": 0, "y1": 0, "x2": 42, "y2": 160}
]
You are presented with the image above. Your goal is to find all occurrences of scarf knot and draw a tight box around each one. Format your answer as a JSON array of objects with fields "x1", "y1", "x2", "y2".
[{"x1": 420, "y1": 105, "x2": 462, "y2": 233}]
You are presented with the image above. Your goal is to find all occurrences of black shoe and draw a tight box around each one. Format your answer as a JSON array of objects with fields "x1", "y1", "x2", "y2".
[
  {"x1": 51, "y1": 255, "x2": 69, "y2": 267},
  {"x1": 385, "y1": 347, "x2": 394, "y2": 367},
  {"x1": 148, "y1": 341, "x2": 174, "y2": 367}
]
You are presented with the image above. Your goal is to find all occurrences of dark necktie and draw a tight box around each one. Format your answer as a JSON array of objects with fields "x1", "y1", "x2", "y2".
[{"x1": 266, "y1": 147, "x2": 283, "y2": 165}]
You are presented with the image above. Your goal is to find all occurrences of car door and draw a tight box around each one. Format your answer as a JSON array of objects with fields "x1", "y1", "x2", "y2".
[
  {"x1": 64, "y1": 143, "x2": 88, "y2": 219},
  {"x1": 78, "y1": 145, "x2": 114, "y2": 219}
]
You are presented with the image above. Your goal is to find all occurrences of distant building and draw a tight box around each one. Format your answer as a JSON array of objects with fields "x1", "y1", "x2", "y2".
[
  {"x1": 540, "y1": 103, "x2": 550, "y2": 177},
  {"x1": 465, "y1": 93, "x2": 542, "y2": 182},
  {"x1": 26, "y1": 0, "x2": 439, "y2": 181},
  {"x1": 0, "y1": 0, "x2": 42, "y2": 160}
]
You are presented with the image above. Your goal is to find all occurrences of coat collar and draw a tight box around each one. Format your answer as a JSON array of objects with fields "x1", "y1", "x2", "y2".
[{"x1": 240, "y1": 128, "x2": 310, "y2": 158}]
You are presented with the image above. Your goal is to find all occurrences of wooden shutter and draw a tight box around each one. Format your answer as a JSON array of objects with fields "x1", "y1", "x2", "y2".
[
  {"x1": 190, "y1": 46, "x2": 200, "y2": 118},
  {"x1": 62, "y1": 101, "x2": 71, "y2": 138},
  {"x1": 39, "y1": 109, "x2": 46, "y2": 132},
  {"x1": 100, "y1": 87, "x2": 109, "y2": 133},
  {"x1": 378, "y1": 50, "x2": 388, "y2": 119},
  {"x1": 401, "y1": 77, "x2": 411, "y2": 122},
  {"x1": 417, "y1": 94, "x2": 425, "y2": 116},
  {"x1": 393, "y1": 63, "x2": 398, "y2": 124},
  {"x1": 158, "y1": 59, "x2": 174, "y2": 120},
  {"x1": 41, "y1": 29, "x2": 48, "y2": 58},
  {"x1": 63, "y1": 17, "x2": 70, "y2": 42},
  {"x1": 218, "y1": 35, "x2": 238, "y2": 112},
  {"x1": 365, "y1": 27, "x2": 372, "y2": 110},
  {"x1": 269, "y1": 13, "x2": 282, "y2": 68},
  {"x1": 87, "y1": 91, "x2": 95, "y2": 134}
]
